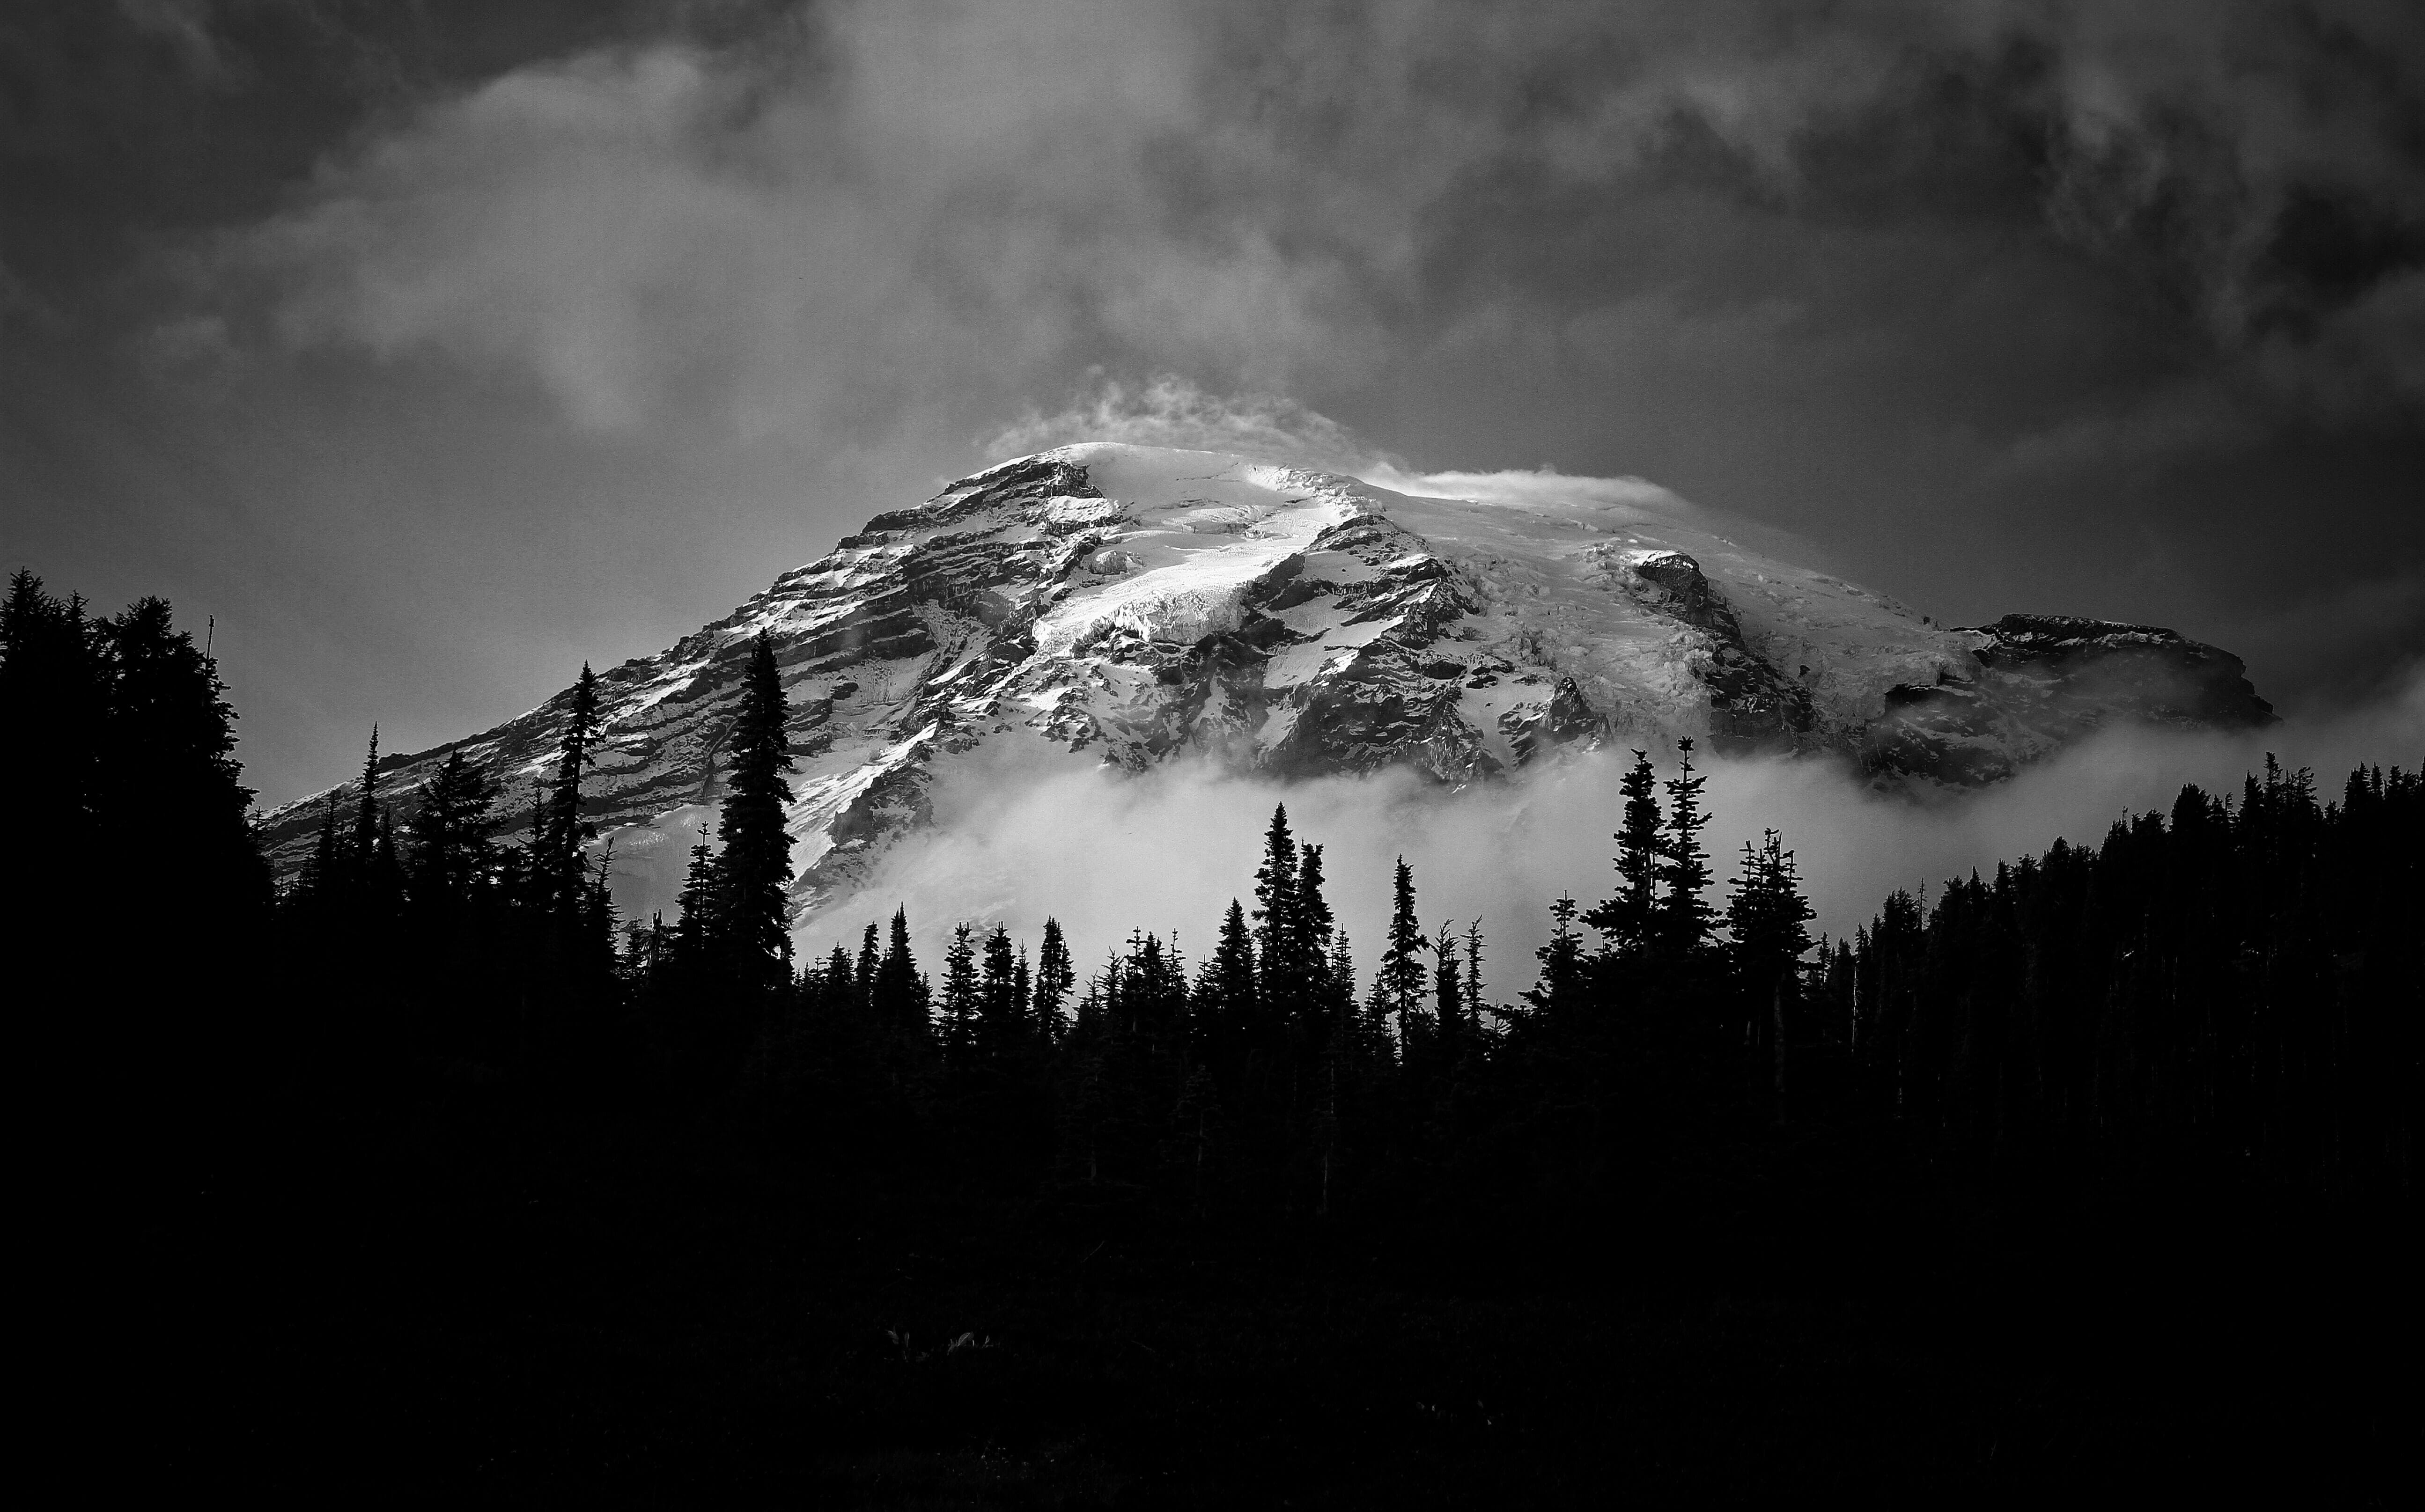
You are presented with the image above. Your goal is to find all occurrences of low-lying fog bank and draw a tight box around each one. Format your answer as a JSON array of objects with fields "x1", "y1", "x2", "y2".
[{"x1": 787, "y1": 666, "x2": 2424, "y2": 991}]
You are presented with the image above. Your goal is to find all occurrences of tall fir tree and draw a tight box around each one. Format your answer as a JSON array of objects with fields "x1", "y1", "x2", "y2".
[
  {"x1": 1, "y1": 573, "x2": 103, "y2": 871},
  {"x1": 876, "y1": 906, "x2": 930, "y2": 1049},
  {"x1": 1725, "y1": 829, "x2": 1816, "y2": 1106},
  {"x1": 978, "y1": 924, "x2": 1023, "y2": 1066},
  {"x1": 823, "y1": 940, "x2": 859, "y2": 1006},
  {"x1": 1584, "y1": 749, "x2": 1664, "y2": 954},
  {"x1": 406, "y1": 750, "x2": 499, "y2": 914},
  {"x1": 673, "y1": 839, "x2": 721, "y2": 966},
  {"x1": 1379, "y1": 856, "x2": 1430, "y2": 1041},
  {"x1": 1725, "y1": 830, "x2": 1815, "y2": 991},
  {"x1": 715, "y1": 633, "x2": 797, "y2": 985},
  {"x1": 1462, "y1": 920, "x2": 1486, "y2": 1030},
  {"x1": 855, "y1": 922, "x2": 883, "y2": 1004},
  {"x1": 539, "y1": 663, "x2": 604, "y2": 918},
  {"x1": 1524, "y1": 896, "x2": 1585, "y2": 1022},
  {"x1": 1034, "y1": 917, "x2": 1075, "y2": 1041},
  {"x1": 350, "y1": 724, "x2": 383, "y2": 894},
  {"x1": 101, "y1": 595, "x2": 264, "y2": 912},
  {"x1": 1286, "y1": 842, "x2": 1337, "y2": 1058},
  {"x1": 1200, "y1": 898, "x2": 1260, "y2": 1069},
  {"x1": 19, "y1": 586, "x2": 268, "y2": 1173},
  {"x1": 940, "y1": 923, "x2": 979, "y2": 1070},
  {"x1": 1251, "y1": 805, "x2": 1301, "y2": 994},
  {"x1": 1, "y1": 570, "x2": 105, "y2": 1006},
  {"x1": 1433, "y1": 919, "x2": 1465, "y2": 1052},
  {"x1": 1654, "y1": 737, "x2": 1718, "y2": 958}
]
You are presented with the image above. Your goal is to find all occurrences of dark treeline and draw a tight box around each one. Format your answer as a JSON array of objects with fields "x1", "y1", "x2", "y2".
[
  {"x1": 5, "y1": 572, "x2": 271, "y2": 1201},
  {"x1": 13, "y1": 565, "x2": 2416, "y2": 1210},
  {"x1": 277, "y1": 664, "x2": 2425, "y2": 1216},
  {"x1": 12, "y1": 570, "x2": 2416, "y2": 1498},
  {"x1": 1826, "y1": 758, "x2": 2419, "y2": 1195}
]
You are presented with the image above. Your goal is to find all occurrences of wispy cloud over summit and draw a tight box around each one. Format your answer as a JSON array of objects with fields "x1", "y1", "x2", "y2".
[
  {"x1": 982, "y1": 375, "x2": 1377, "y2": 474},
  {"x1": 984, "y1": 372, "x2": 1695, "y2": 519}
]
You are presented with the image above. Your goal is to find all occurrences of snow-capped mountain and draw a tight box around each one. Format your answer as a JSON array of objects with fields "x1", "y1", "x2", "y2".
[{"x1": 257, "y1": 443, "x2": 2273, "y2": 920}]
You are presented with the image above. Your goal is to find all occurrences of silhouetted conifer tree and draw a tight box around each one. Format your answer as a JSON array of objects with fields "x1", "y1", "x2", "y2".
[
  {"x1": 1195, "y1": 898, "x2": 1259, "y2": 1094},
  {"x1": 1655, "y1": 737, "x2": 1717, "y2": 958},
  {"x1": 10, "y1": 581, "x2": 266, "y2": 1183},
  {"x1": 1208, "y1": 898, "x2": 1258, "y2": 1015},
  {"x1": 877, "y1": 906, "x2": 930, "y2": 1052},
  {"x1": 1287, "y1": 843, "x2": 1337, "y2": 1069},
  {"x1": 978, "y1": 924, "x2": 1022, "y2": 1067},
  {"x1": 715, "y1": 633, "x2": 796, "y2": 986},
  {"x1": 349, "y1": 725, "x2": 383, "y2": 898},
  {"x1": 673, "y1": 839, "x2": 721, "y2": 965},
  {"x1": 1524, "y1": 896, "x2": 1585, "y2": 1024},
  {"x1": 1379, "y1": 857, "x2": 1430, "y2": 1045},
  {"x1": 942, "y1": 922, "x2": 979, "y2": 1071},
  {"x1": 538, "y1": 664, "x2": 603, "y2": 918},
  {"x1": 407, "y1": 750, "x2": 499, "y2": 914},
  {"x1": 1434, "y1": 920, "x2": 1465, "y2": 1043},
  {"x1": 1251, "y1": 805, "x2": 1301, "y2": 989},
  {"x1": 818, "y1": 940, "x2": 854, "y2": 999},
  {"x1": 1585, "y1": 750, "x2": 1664, "y2": 954},
  {"x1": 1, "y1": 574, "x2": 103, "y2": 877},
  {"x1": 855, "y1": 922, "x2": 882, "y2": 1003},
  {"x1": 1725, "y1": 829, "x2": 1814, "y2": 1113},
  {"x1": 1462, "y1": 920, "x2": 1487, "y2": 1032},
  {"x1": 1034, "y1": 917, "x2": 1075, "y2": 1041},
  {"x1": 101, "y1": 595, "x2": 265, "y2": 913}
]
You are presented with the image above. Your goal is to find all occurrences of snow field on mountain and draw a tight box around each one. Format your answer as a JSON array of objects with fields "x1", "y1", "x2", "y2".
[
  {"x1": 260, "y1": 443, "x2": 2287, "y2": 959},
  {"x1": 1033, "y1": 537, "x2": 1301, "y2": 657},
  {"x1": 1032, "y1": 445, "x2": 1362, "y2": 657},
  {"x1": 1376, "y1": 481, "x2": 1973, "y2": 738}
]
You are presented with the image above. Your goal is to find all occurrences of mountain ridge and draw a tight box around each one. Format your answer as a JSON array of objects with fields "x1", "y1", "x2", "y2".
[{"x1": 256, "y1": 444, "x2": 2275, "y2": 927}]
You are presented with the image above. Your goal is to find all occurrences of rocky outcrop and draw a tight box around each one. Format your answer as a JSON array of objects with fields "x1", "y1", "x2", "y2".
[
  {"x1": 1614, "y1": 550, "x2": 1815, "y2": 753},
  {"x1": 1860, "y1": 614, "x2": 2276, "y2": 783},
  {"x1": 256, "y1": 445, "x2": 2275, "y2": 928}
]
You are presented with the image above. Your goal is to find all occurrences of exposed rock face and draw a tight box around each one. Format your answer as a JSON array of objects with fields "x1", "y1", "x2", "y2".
[
  {"x1": 255, "y1": 444, "x2": 2274, "y2": 927},
  {"x1": 1860, "y1": 614, "x2": 2277, "y2": 784},
  {"x1": 1615, "y1": 549, "x2": 1816, "y2": 751}
]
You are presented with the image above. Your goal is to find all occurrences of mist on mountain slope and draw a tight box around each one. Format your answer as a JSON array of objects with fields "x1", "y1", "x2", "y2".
[
  {"x1": 555, "y1": 402, "x2": 2395, "y2": 983},
  {"x1": 793, "y1": 666, "x2": 2425, "y2": 992}
]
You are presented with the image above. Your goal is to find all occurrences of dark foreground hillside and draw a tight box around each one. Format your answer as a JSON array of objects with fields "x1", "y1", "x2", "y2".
[
  {"x1": 11, "y1": 573, "x2": 2416, "y2": 1504},
  {"x1": 126, "y1": 1119, "x2": 2410, "y2": 1504}
]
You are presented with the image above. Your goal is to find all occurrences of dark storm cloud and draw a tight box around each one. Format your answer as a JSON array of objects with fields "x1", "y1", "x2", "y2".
[
  {"x1": 4, "y1": 1, "x2": 2421, "y2": 803},
  {"x1": 195, "y1": 1, "x2": 2425, "y2": 437}
]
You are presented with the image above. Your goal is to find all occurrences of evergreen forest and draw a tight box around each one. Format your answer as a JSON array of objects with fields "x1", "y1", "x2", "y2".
[{"x1": 9, "y1": 570, "x2": 2417, "y2": 1504}]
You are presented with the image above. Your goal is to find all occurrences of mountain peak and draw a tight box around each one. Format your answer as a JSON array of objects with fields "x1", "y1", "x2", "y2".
[{"x1": 258, "y1": 446, "x2": 2274, "y2": 927}]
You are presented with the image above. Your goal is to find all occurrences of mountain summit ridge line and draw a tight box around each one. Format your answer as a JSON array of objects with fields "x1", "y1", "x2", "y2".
[{"x1": 256, "y1": 443, "x2": 2275, "y2": 924}]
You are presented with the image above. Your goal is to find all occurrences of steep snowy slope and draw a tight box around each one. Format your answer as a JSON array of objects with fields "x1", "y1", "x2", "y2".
[{"x1": 257, "y1": 444, "x2": 2273, "y2": 921}]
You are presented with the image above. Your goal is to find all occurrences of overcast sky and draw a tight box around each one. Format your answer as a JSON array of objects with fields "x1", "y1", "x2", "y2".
[{"x1": 6, "y1": 0, "x2": 2422, "y2": 807}]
